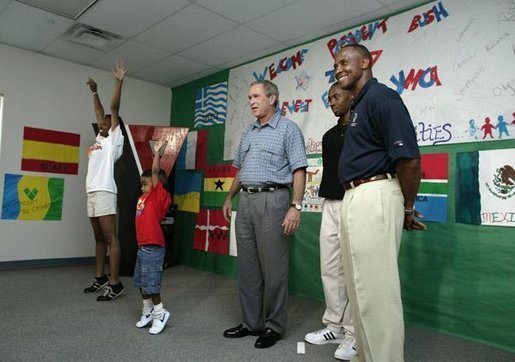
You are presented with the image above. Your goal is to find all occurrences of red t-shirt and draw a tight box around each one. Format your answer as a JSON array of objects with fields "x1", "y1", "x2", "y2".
[{"x1": 135, "y1": 182, "x2": 172, "y2": 247}]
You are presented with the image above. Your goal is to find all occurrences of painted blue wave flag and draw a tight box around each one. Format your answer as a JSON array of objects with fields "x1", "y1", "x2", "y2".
[{"x1": 194, "y1": 81, "x2": 228, "y2": 128}]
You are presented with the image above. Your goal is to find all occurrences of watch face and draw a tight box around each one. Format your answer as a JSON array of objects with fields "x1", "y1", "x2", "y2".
[{"x1": 295, "y1": 203, "x2": 302, "y2": 211}]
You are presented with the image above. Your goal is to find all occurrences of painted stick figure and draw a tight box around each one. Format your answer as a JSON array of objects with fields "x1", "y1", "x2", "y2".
[
  {"x1": 481, "y1": 117, "x2": 495, "y2": 139},
  {"x1": 496, "y1": 115, "x2": 510, "y2": 138}
]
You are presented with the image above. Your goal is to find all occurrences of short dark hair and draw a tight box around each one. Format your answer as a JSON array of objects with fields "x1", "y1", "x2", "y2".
[
  {"x1": 342, "y1": 44, "x2": 372, "y2": 63},
  {"x1": 141, "y1": 169, "x2": 168, "y2": 185},
  {"x1": 329, "y1": 82, "x2": 341, "y2": 91}
]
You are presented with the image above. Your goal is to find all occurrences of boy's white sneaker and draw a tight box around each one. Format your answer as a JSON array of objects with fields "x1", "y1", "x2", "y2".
[
  {"x1": 136, "y1": 309, "x2": 153, "y2": 328},
  {"x1": 334, "y1": 334, "x2": 357, "y2": 360},
  {"x1": 305, "y1": 327, "x2": 344, "y2": 345},
  {"x1": 149, "y1": 309, "x2": 170, "y2": 335}
]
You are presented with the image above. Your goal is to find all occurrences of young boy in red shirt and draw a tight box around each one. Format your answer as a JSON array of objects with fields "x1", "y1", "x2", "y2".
[{"x1": 133, "y1": 140, "x2": 172, "y2": 334}]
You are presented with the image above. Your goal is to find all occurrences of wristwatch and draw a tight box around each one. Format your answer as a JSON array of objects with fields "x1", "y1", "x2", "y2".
[{"x1": 290, "y1": 203, "x2": 302, "y2": 211}]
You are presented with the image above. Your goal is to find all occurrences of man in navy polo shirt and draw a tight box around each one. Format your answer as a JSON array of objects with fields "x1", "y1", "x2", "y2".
[
  {"x1": 221, "y1": 80, "x2": 307, "y2": 349},
  {"x1": 334, "y1": 44, "x2": 426, "y2": 361}
]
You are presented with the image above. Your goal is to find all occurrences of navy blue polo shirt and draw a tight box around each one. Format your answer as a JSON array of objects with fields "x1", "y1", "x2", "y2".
[{"x1": 338, "y1": 78, "x2": 420, "y2": 184}]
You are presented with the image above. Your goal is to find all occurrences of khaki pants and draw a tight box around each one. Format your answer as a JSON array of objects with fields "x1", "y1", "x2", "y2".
[
  {"x1": 320, "y1": 198, "x2": 353, "y2": 334},
  {"x1": 340, "y1": 178, "x2": 405, "y2": 362}
]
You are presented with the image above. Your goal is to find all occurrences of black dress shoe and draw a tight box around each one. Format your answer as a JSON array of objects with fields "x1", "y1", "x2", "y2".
[
  {"x1": 223, "y1": 324, "x2": 262, "y2": 338},
  {"x1": 255, "y1": 328, "x2": 281, "y2": 348}
]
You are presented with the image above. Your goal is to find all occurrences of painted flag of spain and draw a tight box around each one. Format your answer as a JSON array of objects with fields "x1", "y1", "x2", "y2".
[{"x1": 22, "y1": 127, "x2": 80, "y2": 175}]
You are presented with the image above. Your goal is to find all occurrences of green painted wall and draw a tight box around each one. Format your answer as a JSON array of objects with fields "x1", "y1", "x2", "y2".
[{"x1": 170, "y1": 62, "x2": 515, "y2": 356}]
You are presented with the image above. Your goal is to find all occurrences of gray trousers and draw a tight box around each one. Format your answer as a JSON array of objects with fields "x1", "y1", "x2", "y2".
[{"x1": 235, "y1": 188, "x2": 290, "y2": 335}]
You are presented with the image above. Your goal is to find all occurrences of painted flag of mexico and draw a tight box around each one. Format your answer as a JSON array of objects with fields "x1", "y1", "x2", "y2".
[
  {"x1": 22, "y1": 127, "x2": 80, "y2": 175},
  {"x1": 203, "y1": 164, "x2": 238, "y2": 208},
  {"x1": 456, "y1": 149, "x2": 515, "y2": 227},
  {"x1": 415, "y1": 153, "x2": 448, "y2": 222}
]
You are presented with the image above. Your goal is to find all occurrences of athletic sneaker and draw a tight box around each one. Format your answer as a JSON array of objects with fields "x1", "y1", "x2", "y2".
[
  {"x1": 96, "y1": 282, "x2": 124, "y2": 301},
  {"x1": 305, "y1": 327, "x2": 344, "y2": 345},
  {"x1": 149, "y1": 309, "x2": 170, "y2": 335},
  {"x1": 136, "y1": 309, "x2": 153, "y2": 328},
  {"x1": 84, "y1": 275, "x2": 109, "y2": 293},
  {"x1": 334, "y1": 334, "x2": 357, "y2": 360}
]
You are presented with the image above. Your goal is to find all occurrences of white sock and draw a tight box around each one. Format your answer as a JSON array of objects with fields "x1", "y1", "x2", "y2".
[
  {"x1": 142, "y1": 298, "x2": 152, "y2": 314},
  {"x1": 153, "y1": 302, "x2": 164, "y2": 315}
]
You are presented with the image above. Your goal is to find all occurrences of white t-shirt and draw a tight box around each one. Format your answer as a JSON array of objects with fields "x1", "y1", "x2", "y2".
[{"x1": 86, "y1": 125, "x2": 124, "y2": 193}]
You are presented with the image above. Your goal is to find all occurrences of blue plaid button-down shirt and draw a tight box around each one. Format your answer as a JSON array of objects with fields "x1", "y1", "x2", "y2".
[{"x1": 233, "y1": 112, "x2": 308, "y2": 186}]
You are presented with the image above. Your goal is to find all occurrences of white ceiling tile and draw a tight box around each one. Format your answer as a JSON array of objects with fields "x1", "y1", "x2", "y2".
[
  {"x1": 93, "y1": 40, "x2": 172, "y2": 73},
  {"x1": 134, "y1": 3, "x2": 237, "y2": 53},
  {"x1": 381, "y1": 0, "x2": 428, "y2": 12},
  {"x1": 0, "y1": 0, "x2": 408, "y2": 86},
  {"x1": 247, "y1": 0, "x2": 383, "y2": 42},
  {"x1": 170, "y1": 67, "x2": 224, "y2": 87},
  {"x1": 178, "y1": 26, "x2": 280, "y2": 66},
  {"x1": 133, "y1": 55, "x2": 211, "y2": 86},
  {"x1": 0, "y1": 0, "x2": 11, "y2": 13},
  {"x1": 79, "y1": 0, "x2": 190, "y2": 37},
  {"x1": 0, "y1": 1, "x2": 74, "y2": 51},
  {"x1": 196, "y1": 0, "x2": 298, "y2": 23},
  {"x1": 44, "y1": 39, "x2": 105, "y2": 64},
  {"x1": 217, "y1": 42, "x2": 289, "y2": 70},
  {"x1": 284, "y1": 6, "x2": 390, "y2": 47},
  {"x1": 17, "y1": 0, "x2": 98, "y2": 19}
]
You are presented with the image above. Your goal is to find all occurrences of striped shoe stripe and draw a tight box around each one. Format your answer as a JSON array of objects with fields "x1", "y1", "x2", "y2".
[{"x1": 324, "y1": 332, "x2": 336, "y2": 340}]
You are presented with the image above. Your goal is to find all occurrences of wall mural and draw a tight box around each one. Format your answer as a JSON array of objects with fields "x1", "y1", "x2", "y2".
[{"x1": 225, "y1": 0, "x2": 514, "y2": 160}]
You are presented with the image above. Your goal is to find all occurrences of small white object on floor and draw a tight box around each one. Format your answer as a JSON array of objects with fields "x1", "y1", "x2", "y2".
[{"x1": 297, "y1": 341, "x2": 305, "y2": 354}]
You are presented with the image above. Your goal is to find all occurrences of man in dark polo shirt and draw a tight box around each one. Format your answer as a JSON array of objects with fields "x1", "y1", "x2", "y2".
[
  {"x1": 334, "y1": 44, "x2": 426, "y2": 362},
  {"x1": 304, "y1": 83, "x2": 356, "y2": 361},
  {"x1": 221, "y1": 80, "x2": 307, "y2": 349}
]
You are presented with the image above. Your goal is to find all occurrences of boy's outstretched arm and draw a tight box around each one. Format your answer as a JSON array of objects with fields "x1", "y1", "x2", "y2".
[
  {"x1": 86, "y1": 78, "x2": 104, "y2": 124},
  {"x1": 110, "y1": 61, "x2": 128, "y2": 130},
  {"x1": 152, "y1": 140, "x2": 167, "y2": 188}
]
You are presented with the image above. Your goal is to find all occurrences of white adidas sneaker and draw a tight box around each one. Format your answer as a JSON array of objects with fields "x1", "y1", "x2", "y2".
[
  {"x1": 334, "y1": 334, "x2": 357, "y2": 360},
  {"x1": 305, "y1": 327, "x2": 344, "y2": 345}
]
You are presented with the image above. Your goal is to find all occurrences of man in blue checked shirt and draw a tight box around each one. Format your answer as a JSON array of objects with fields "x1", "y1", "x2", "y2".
[{"x1": 222, "y1": 80, "x2": 307, "y2": 349}]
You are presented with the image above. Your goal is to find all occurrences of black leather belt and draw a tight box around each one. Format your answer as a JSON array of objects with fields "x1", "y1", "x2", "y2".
[
  {"x1": 241, "y1": 185, "x2": 289, "y2": 193},
  {"x1": 343, "y1": 173, "x2": 394, "y2": 191}
]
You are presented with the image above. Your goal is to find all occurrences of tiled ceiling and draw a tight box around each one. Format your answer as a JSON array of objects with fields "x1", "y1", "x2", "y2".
[{"x1": 0, "y1": 0, "x2": 429, "y2": 87}]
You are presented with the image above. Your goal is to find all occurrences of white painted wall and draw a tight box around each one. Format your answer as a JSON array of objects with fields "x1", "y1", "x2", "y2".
[{"x1": 0, "y1": 44, "x2": 172, "y2": 262}]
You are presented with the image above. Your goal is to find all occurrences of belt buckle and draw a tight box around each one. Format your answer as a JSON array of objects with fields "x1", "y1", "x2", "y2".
[{"x1": 350, "y1": 180, "x2": 356, "y2": 189}]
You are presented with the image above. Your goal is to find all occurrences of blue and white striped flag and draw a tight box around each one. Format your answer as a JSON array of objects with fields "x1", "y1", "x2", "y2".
[{"x1": 194, "y1": 81, "x2": 228, "y2": 128}]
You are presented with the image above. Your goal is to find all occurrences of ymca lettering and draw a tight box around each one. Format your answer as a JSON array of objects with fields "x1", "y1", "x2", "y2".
[
  {"x1": 408, "y1": 1, "x2": 449, "y2": 33},
  {"x1": 390, "y1": 66, "x2": 442, "y2": 95}
]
